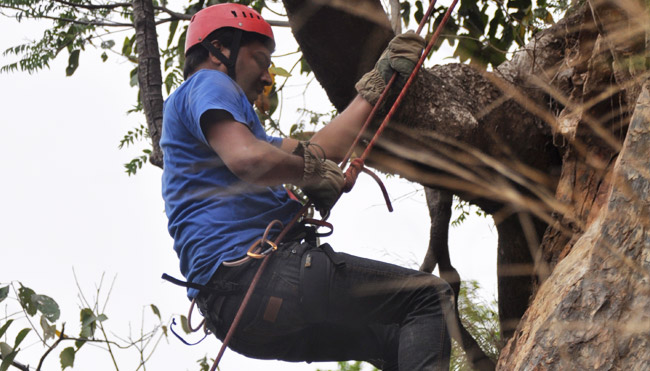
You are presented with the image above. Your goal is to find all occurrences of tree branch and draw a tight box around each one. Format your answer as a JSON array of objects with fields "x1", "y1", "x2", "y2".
[
  {"x1": 51, "y1": 0, "x2": 131, "y2": 10},
  {"x1": 153, "y1": 5, "x2": 189, "y2": 20},
  {"x1": 36, "y1": 324, "x2": 66, "y2": 371},
  {"x1": 0, "y1": 354, "x2": 29, "y2": 371},
  {"x1": 46, "y1": 15, "x2": 133, "y2": 27},
  {"x1": 151, "y1": 5, "x2": 290, "y2": 26}
]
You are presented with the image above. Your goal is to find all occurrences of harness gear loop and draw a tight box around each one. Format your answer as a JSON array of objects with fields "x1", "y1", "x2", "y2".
[{"x1": 187, "y1": 298, "x2": 206, "y2": 333}]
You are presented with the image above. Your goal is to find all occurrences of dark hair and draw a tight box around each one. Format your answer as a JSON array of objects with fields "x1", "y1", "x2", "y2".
[{"x1": 183, "y1": 27, "x2": 274, "y2": 79}]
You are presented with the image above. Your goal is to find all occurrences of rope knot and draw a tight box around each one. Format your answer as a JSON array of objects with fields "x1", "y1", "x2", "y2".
[{"x1": 343, "y1": 158, "x2": 365, "y2": 193}]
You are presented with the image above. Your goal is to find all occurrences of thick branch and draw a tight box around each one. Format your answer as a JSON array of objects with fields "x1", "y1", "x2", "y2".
[
  {"x1": 282, "y1": 0, "x2": 393, "y2": 110},
  {"x1": 285, "y1": 0, "x2": 586, "y2": 210}
]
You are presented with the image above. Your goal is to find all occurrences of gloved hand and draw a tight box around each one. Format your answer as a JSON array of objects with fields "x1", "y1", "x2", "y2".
[
  {"x1": 293, "y1": 141, "x2": 344, "y2": 217},
  {"x1": 355, "y1": 31, "x2": 425, "y2": 105}
]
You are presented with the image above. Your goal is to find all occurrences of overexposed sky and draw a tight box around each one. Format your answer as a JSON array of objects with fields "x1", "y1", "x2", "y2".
[{"x1": 0, "y1": 3, "x2": 497, "y2": 370}]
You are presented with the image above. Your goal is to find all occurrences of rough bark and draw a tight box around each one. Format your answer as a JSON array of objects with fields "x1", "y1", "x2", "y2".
[
  {"x1": 132, "y1": 0, "x2": 164, "y2": 168},
  {"x1": 497, "y1": 78, "x2": 650, "y2": 371},
  {"x1": 282, "y1": 0, "x2": 394, "y2": 110}
]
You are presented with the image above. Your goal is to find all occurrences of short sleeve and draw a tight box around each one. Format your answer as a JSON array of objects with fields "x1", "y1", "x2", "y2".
[
  {"x1": 185, "y1": 70, "x2": 249, "y2": 146},
  {"x1": 266, "y1": 135, "x2": 283, "y2": 147}
]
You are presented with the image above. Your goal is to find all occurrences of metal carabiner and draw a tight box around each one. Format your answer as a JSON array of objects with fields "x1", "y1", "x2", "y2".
[{"x1": 246, "y1": 238, "x2": 278, "y2": 259}]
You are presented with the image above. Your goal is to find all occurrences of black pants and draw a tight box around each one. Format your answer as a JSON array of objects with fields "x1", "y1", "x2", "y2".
[{"x1": 196, "y1": 241, "x2": 453, "y2": 370}]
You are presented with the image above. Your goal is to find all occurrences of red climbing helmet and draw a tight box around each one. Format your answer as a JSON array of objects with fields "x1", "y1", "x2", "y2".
[{"x1": 184, "y1": 3, "x2": 274, "y2": 55}]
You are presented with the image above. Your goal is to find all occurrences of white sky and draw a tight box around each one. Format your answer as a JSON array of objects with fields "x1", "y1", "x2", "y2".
[{"x1": 0, "y1": 3, "x2": 497, "y2": 370}]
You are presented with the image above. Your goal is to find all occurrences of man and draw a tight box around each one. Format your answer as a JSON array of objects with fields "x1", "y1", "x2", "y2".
[{"x1": 161, "y1": 3, "x2": 453, "y2": 370}]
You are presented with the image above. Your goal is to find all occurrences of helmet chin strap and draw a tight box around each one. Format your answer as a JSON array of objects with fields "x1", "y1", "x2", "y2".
[{"x1": 201, "y1": 29, "x2": 242, "y2": 80}]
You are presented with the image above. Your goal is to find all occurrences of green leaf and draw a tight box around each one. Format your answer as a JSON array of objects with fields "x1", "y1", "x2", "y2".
[
  {"x1": 400, "y1": 1, "x2": 411, "y2": 27},
  {"x1": 0, "y1": 342, "x2": 11, "y2": 357},
  {"x1": 79, "y1": 308, "x2": 96, "y2": 338},
  {"x1": 165, "y1": 73, "x2": 174, "y2": 94},
  {"x1": 167, "y1": 20, "x2": 179, "y2": 47},
  {"x1": 0, "y1": 350, "x2": 18, "y2": 371},
  {"x1": 269, "y1": 66, "x2": 291, "y2": 77},
  {"x1": 65, "y1": 49, "x2": 80, "y2": 76},
  {"x1": 0, "y1": 320, "x2": 13, "y2": 338},
  {"x1": 100, "y1": 40, "x2": 115, "y2": 49},
  {"x1": 180, "y1": 315, "x2": 191, "y2": 334},
  {"x1": 414, "y1": 0, "x2": 423, "y2": 25},
  {"x1": 122, "y1": 35, "x2": 134, "y2": 56},
  {"x1": 300, "y1": 56, "x2": 311, "y2": 75},
  {"x1": 33, "y1": 294, "x2": 60, "y2": 322},
  {"x1": 96, "y1": 314, "x2": 108, "y2": 322},
  {"x1": 268, "y1": 89, "x2": 278, "y2": 116},
  {"x1": 60, "y1": 347, "x2": 75, "y2": 370},
  {"x1": 75, "y1": 339, "x2": 86, "y2": 349},
  {"x1": 165, "y1": 56, "x2": 174, "y2": 70},
  {"x1": 101, "y1": 52, "x2": 108, "y2": 62},
  {"x1": 14, "y1": 328, "x2": 30, "y2": 348},
  {"x1": 17, "y1": 285, "x2": 37, "y2": 316},
  {"x1": 41, "y1": 315, "x2": 56, "y2": 341},
  {"x1": 130, "y1": 67, "x2": 139, "y2": 87},
  {"x1": 150, "y1": 304, "x2": 161, "y2": 320},
  {"x1": 0, "y1": 286, "x2": 8, "y2": 303}
]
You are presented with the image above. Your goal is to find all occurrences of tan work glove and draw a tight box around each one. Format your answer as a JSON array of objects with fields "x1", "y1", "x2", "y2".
[
  {"x1": 293, "y1": 141, "x2": 344, "y2": 217},
  {"x1": 355, "y1": 31, "x2": 425, "y2": 105}
]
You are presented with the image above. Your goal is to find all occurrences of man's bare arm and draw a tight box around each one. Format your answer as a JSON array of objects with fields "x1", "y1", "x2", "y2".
[
  {"x1": 202, "y1": 110, "x2": 303, "y2": 186},
  {"x1": 279, "y1": 95, "x2": 372, "y2": 163}
]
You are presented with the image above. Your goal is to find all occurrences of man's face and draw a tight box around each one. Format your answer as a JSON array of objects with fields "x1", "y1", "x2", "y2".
[{"x1": 234, "y1": 41, "x2": 273, "y2": 104}]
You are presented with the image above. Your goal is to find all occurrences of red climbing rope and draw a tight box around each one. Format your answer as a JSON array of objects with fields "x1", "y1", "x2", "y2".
[{"x1": 341, "y1": 0, "x2": 459, "y2": 194}]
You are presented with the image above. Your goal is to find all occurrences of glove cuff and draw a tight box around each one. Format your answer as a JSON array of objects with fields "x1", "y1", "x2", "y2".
[
  {"x1": 293, "y1": 141, "x2": 326, "y2": 182},
  {"x1": 355, "y1": 69, "x2": 387, "y2": 105}
]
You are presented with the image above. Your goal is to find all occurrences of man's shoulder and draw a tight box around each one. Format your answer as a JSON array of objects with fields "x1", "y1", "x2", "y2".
[{"x1": 190, "y1": 69, "x2": 239, "y2": 92}]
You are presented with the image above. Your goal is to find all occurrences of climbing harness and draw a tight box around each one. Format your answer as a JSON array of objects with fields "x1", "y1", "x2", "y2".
[{"x1": 167, "y1": 1, "x2": 460, "y2": 369}]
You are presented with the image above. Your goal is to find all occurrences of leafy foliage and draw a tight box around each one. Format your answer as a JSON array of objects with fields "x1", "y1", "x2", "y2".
[
  {"x1": 451, "y1": 280, "x2": 500, "y2": 371},
  {"x1": 451, "y1": 195, "x2": 488, "y2": 227},
  {"x1": 400, "y1": 0, "x2": 567, "y2": 68},
  {"x1": 0, "y1": 278, "x2": 169, "y2": 370}
]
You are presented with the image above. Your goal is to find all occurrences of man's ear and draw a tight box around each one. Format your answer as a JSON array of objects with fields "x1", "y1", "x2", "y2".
[{"x1": 207, "y1": 40, "x2": 230, "y2": 66}]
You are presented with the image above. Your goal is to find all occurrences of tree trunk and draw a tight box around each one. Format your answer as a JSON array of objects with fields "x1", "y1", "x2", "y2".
[
  {"x1": 284, "y1": 0, "x2": 650, "y2": 367},
  {"x1": 132, "y1": 0, "x2": 164, "y2": 168},
  {"x1": 497, "y1": 77, "x2": 650, "y2": 370}
]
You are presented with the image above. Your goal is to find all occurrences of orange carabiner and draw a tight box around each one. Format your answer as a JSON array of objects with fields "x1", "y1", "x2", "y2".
[{"x1": 246, "y1": 238, "x2": 278, "y2": 259}]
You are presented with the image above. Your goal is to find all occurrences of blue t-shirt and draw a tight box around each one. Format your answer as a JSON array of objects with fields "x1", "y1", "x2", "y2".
[{"x1": 161, "y1": 69, "x2": 302, "y2": 298}]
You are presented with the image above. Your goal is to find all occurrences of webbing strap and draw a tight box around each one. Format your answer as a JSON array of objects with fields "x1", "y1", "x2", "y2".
[
  {"x1": 161, "y1": 273, "x2": 240, "y2": 295},
  {"x1": 200, "y1": 29, "x2": 242, "y2": 80}
]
